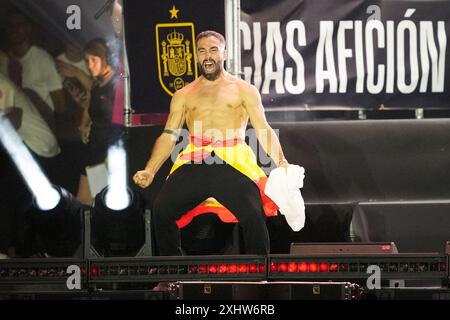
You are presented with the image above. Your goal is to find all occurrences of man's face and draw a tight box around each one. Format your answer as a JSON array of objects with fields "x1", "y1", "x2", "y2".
[
  {"x1": 196, "y1": 36, "x2": 227, "y2": 81},
  {"x1": 85, "y1": 53, "x2": 104, "y2": 78},
  {"x1": 6, "y1": 14, "x2": 31, "y2": 46}
]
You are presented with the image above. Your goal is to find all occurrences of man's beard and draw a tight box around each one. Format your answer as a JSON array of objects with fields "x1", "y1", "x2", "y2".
[{"x1": 199, "y1": 60, "x2": 222, "y2": 81}]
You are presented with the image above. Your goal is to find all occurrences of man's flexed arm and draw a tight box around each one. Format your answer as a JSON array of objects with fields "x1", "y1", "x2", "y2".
[
  {"x1": 133, "y1": 91, "x2": 186, "y2": 188},
  {"x1": 242, "y1": 84, "x2": 289, "y2": 169}
]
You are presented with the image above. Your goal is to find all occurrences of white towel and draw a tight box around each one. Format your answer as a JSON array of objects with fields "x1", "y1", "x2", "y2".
[{"x1": 264, "y1": 164, "x2": 306, "y2": 232}]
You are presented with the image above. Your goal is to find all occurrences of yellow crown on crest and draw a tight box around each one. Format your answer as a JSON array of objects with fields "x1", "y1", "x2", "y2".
[{"x1": 167, "y1": 30, "x2": 184, "y2": 45}]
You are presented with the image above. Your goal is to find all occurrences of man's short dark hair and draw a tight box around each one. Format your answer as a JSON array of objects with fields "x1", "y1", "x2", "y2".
[{"x1": 196, "y1": 30, "x2": 226, "y2": 48}]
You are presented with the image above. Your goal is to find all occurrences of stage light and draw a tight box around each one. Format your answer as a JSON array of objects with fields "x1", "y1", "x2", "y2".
[
  {"x1": 189, "y1": 265, "x2": 198, "y2": 274},
  {"x1": 319, "y1": 262, "x2": 328, "y2": 272},
  {"x1": 269, "y1": 262, "x2": 278, "y2": 272},
  {"x1": 358, "y1": 262, "x2": 368, "y2": 272},
  {"x1": 239, "y1": 264, "x2": 248, "y2": 273},
  {"x1": 219, "y1": 264, "x2": 228, "y2": 274},
  {"x1": 31, "y1": 185, "x2": 83, "y2": 257},
  {"x1": 249, "y1": 264, "x2": 258, "y2": 273},
  {"x1": 288, "y1": 262, "x2": 298, "y2": 273},
  {"x1": 0, "y1": 116, "x2": 60, "y2": 210},
  {"x1": 268, "y1": 255, "x2": 448, "y2": 284},
  {"x1": 329, "y1": 263, "x2": 339, "y2": 272},
  {"x1": 259, "y1": 264, "x2": 266, "y2": 273},
  {"x1": 92, "y1": 186, "x2": 147, "y2": 256},
  {"x1": 89, "y1": 141, "x2": 152, "y2": 257},
  {"x1": 338, "y1": 263, "x2": 348, "y2": 272},
  {"x1": 309, "y1": 262, "x2": 318, "y2": 272},
  {"x1": 298, "y1": 262, "x2": 308, "y2": 272},
  {"x1": 228, "y1": 264, "x2": 238, "y2": 273},
  {"x1": 179, "y1": 266, "x2": 188, "y2": 274},
  {"x1": 105, "y1": 141, "x2": 130, "y2": 211},
  {"x1": 350, "y1": 263, "x2": 359, "y2": 272},
  {"x1": 91, "y1": 266, "x2": 98, "y2": 277},
  {"x1": 208, "y1": 264, "x2": 218, "y2": 274},
  {"x1": 85, "y1": 257, "x2": 268, "y2": 283},
  {"x1": 0, "y1": 119, "x2": 77, "y2": 256}
]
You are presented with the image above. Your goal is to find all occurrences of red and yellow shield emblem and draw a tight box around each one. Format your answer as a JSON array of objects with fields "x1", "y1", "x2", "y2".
[{"x1": 156, "y1": 23, "x2": 198, "y2": 96}]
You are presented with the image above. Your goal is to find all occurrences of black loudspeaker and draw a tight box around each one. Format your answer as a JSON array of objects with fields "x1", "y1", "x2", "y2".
[
  {"x1": 267, "y1": 282, "x2": 360, "y2": 300},
  {"x1": 172, "y1": 282, "x2": 360, "y2": 300},
  {"x1": 290, "y1": 242, "x2": 398, "y2": 255},
  {"x1": 172, "y1": 282, "x2": 267, "y2": 300},
  {"x1": 267, "y1": 203, "x2": 355, "y2": 254}
]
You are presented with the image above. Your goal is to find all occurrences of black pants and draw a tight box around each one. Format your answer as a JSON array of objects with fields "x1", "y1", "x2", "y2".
[{"x1": 153, "y1": 158, "x2": 270, "y2": 255}]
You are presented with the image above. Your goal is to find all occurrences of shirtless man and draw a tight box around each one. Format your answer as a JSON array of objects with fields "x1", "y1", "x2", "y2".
[{"x1": 133, "y1": 30, "x2": 289, "y2": 255}]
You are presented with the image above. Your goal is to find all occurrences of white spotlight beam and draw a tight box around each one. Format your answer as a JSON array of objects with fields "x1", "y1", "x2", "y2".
[
  {"x1": 0, "y1": 116, "x2": 60, "y2": 210},
  {"x1": 105, "y1": 140, "x2": 130, "y2": 210}
]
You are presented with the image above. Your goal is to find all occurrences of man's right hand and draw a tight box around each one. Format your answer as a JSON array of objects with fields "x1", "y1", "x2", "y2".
[{"x1": 133, "y1": 170, "x2": 155, "y2": 188}]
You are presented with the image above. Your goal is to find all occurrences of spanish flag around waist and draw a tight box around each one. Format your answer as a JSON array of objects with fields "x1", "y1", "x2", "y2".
[{"x1": 169, "y1": 136, "x2": 279, "y2": 228}]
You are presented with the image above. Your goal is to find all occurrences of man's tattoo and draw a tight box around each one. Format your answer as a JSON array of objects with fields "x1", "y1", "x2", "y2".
[{"x1": 163, "y1": 129, "x2": 179, "y2": 140}]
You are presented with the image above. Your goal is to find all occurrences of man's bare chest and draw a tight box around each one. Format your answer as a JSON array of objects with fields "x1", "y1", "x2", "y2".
[{"x1": 185, "y1": 88, "x2": 244, "y2": 115}]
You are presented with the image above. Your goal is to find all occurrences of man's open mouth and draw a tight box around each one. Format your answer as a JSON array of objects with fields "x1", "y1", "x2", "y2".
[{"x1": 203, "y1": 61, "x2": 215, "y2": 72}]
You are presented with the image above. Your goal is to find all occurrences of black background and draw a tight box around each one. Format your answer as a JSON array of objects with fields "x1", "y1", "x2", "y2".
[{"x1": 124, "y1": 0, "x2": 225, "y2": 115}]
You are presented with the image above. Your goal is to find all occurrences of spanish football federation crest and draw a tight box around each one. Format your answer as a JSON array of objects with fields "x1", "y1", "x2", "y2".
[{"x1": 156, "y1": 23, "x2": 198, "y2": 96}]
